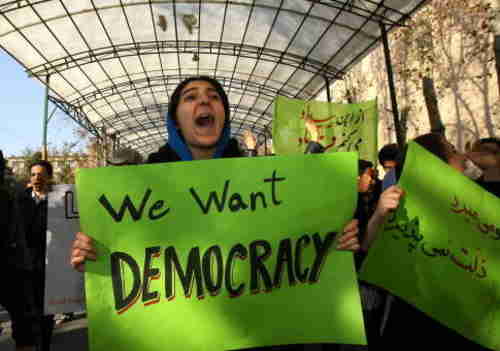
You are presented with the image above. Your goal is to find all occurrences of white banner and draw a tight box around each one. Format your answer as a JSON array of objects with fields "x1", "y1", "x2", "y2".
[{"x1": 44, "y1": 184, "x2": 85, "y2": 314}]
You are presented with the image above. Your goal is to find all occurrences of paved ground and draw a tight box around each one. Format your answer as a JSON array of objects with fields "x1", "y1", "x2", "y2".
[{"x1": 0, "y1": 318, "x2": 88, "y2": 351}]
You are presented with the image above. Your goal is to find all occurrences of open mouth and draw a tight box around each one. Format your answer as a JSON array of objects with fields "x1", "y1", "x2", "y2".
[{"x1": 195, "y1": 114, "x2": 215, "y2": 127}]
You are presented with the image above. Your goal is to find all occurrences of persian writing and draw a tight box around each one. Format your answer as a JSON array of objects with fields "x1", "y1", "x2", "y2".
[
  {"x1": 385, "y1": 214, "x2": 488, "y2": 279},
  {"x1": 297, "y1": 104, "x2": 365, "y2": 153},
  {"x1": 450, "y1": 196, "x2": 500, "y2": 240}
]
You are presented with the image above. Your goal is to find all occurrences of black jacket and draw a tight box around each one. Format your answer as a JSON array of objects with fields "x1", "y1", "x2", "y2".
[
  {"x1": 18, "y1": 187, "x2": 48, "y2": 271},
  {"x1": 476, "y1": 178, "x2": 500, "y2": 198},
  {"x1": 147, "y1": 138, "x2": 244, "y2": 164},
  {"x1": 1, "y1": 186, "x2": 39, "y2": 271}
]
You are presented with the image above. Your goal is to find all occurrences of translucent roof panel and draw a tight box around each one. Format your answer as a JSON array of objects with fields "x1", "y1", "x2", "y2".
[{"x1": 0, "y1": 0, "x2": 427, "y2": 154}]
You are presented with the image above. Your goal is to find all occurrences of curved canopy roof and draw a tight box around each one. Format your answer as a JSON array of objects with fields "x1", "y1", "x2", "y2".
[{"x1": 0, "y1": 0, "x2": 426, "y2": 154}]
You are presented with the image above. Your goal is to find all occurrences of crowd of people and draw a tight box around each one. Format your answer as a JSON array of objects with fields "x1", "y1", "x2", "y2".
[{"x1": 1, "y1": 76, "x2": 499, "y2": 350}]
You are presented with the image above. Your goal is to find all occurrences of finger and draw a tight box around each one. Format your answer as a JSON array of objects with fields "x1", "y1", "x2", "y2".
[
  {"x1": 385, "y1": 199, "x2": 400, "y2": 209},
  {"x1": 337, "y1": 242, "x2": 360, "y2": 252},
  {"x1": 76, "y1": 232, "x2": 93, "y2": 244},
  {"x1": 383, "y1": 194, "x2": 402, "y2": 203},
  {"x1": 387, "y1": 186, "x2": 404, "y2": 196},
  {"x1": 382, "y1": 194, "x2": 401, "y2": 202},
  {"x1": 72, "y1": 248, "x2": 97, "y2": 261},
  {"x1": 386, "y1": 189, "x2": 404, "y2": 197},
  {"x1": 70, "y1": 255, "x2": 85, "y2": 267},
  {"x1": 72, "y1": 243, "x2": 97, "y2": 257},
  {"x1": 337, "y1": 237, "x2": 359, "y2": 249},
  {"x1": 73, "y1": 239, "x2": 96, "y2": 253},
  {"x1": 343, "y1": 219, "x2": 359, "y2": 233},
  {"x1": 338, "y1": 229, "x2": 358, "y2": 243},
  {"x1": 382, "y1": 198, "x2": 398, "y2": 207}
]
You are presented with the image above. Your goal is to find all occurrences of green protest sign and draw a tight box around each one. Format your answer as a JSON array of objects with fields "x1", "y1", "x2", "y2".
[
  {"x1": 272, "y1": 96, "x2": 378, "y2": 163},
  {"x1": 76, "y1": 153, "x2": 366, "y2": 351},
  {"x1": 360, "y1": 142, "x2": 500, "y2": 350}
]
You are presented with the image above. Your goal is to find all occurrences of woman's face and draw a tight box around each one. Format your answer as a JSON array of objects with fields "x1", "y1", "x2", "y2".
[{"x1": 176, "y1": 80, "x2": 226, "y2": 150}]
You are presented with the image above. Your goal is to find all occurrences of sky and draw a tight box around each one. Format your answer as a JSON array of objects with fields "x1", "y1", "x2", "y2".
[{"x1": 1, "y1": 50, "x2": 84, "y2": 157}]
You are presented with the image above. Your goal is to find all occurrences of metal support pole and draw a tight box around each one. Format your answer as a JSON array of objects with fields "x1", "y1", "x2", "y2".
[
  {"x1": 42, "y1": 75, "x2": 51, "y2": 160},
  {"x1": 101, "y1": 127, "x2": 108, "y2": 167},
  {"x1": 380, "y1": 22, "x2": 404, "y2": 148},
  {"x1": 110, "y1": 134, "x2": 117, "y2": 152},
  {"x1": 264, "y1": 133, "x2": 268, "y2": 156},
  {"x1": 324, "y1": 76, "x2": 332, "y2": 103},
  {"x1": 47, "y1": 106, "x2": 57, "y2": 123}
]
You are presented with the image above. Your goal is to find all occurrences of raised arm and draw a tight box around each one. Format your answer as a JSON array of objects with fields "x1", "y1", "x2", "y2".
[{"x1": 361, "y1": 185, "x2": 404, "y2": 251}]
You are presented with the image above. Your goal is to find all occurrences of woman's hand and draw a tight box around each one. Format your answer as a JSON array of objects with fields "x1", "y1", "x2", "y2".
[
  {"x1": 374, "y1": 185, "x2": 404, "y2": 218},
  {"x1": 337, "y1": 219, "x2": 360, "y2": 252},
  {"x1": 361, "y1": 185, "x2": 404, "y2": 251},
  {"x1": 70, "y1": 232, "x2": 97, "y2": 273}
]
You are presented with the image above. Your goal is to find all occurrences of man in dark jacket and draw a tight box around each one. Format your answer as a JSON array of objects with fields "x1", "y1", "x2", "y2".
[
  {"x1": 1, "y1": 151, "x2": 40, "y2": 351},
  {"x1": 17, "y1": 160, "x2": 55, "y2": 351}
]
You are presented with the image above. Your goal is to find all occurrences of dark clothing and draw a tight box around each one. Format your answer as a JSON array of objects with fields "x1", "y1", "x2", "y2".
[
  {"x1": 147, "y1": 138, "x2": 243, "y2": 164},
  {"x1": 383, "y1": 297, "x2": 491, "y2": 350},
  {"x1": 354, "y1": 189, "x2": 381, "y2": 270},
  {"x1": 20, "y1": 188, "x2": 49, "y2": 268},
  {"x1": 1, "y1": 188, "x2": 11, "y2": 250},
  {"x1": 1, "y1": 187, "x2": 31, "y2": 270},
  {"x1": 304, "y1": 141, "x2": 325, "y2": 154},
  {"x1": 353, "y1": 193, "x2": 386, "y2": 350},
  {"x1": 15, "y1": 187, "x2": 54, "y2": 350},
  {"x1": 476, "y1": 178, "x2": 500, "y2": 197},
  {"x1": 1, "y1": 187, "x2": 40, "y2": 347}
]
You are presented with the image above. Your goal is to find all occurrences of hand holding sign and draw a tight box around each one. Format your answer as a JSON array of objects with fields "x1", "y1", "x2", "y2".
[
  {"x1": 360, "y1": 143, "x2": 500, "y2": 350},
  {"x1": 362, "y1": 185, "x2": 405, "y2": 251},
  {"x1": 337, "y1": 219, "x2": 360, "y2": 251},
  {"x1": 76, "y1": 153, "x2": 366, "y2": 351},
  {"x1": 374, "y1": 185, "x2": 405, "y2": 218},
  {"x1": 71, "y1": 231, "x2": 97, "y2": 273}
]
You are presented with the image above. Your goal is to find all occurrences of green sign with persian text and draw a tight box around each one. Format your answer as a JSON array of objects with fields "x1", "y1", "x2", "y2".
[
  {"x1": 272, "y1": 96, "x2": 378, "y2": 163},
  {"x1": 76, "y1": 153, "x2": 366, "y2": 351},
  {"x1": 361, "y1": 142, "x2": 500, "y2": 350}
]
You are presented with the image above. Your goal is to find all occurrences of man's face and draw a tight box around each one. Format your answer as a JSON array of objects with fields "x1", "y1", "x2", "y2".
[
  {"x1": 176, "y1": 80, "x2": 226, "y2": 150},
  {"x1": 468, "y1": 142, "x2": 500, "y2": 171},
  {"x1": 30, "y1": 165, "x2": 49, "y2": 193},
  {"x1": 358, "y1": 168, "x2": 375, "y2": 193},
  {"x1": 382, "y1": 160, "x2": 397, "y2": 173}
]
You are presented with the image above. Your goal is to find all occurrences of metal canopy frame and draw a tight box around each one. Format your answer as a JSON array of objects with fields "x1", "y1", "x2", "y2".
[{"x1": 0, "y1": 0, "x2": 427, "y2": 155}]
